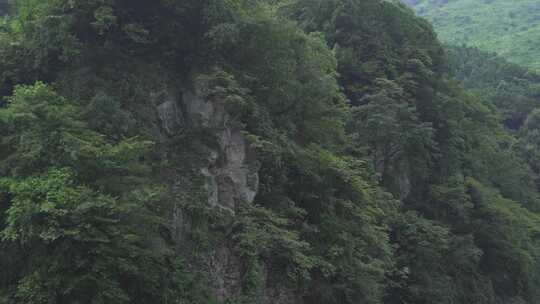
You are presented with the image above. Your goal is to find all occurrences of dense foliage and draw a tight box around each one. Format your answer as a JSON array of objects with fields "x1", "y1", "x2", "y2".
[
  {"x1": 1, "y1": 0, "x2": 540, "y2": 303},
  {"x1": 404, "y1": 0, "x2": 540, "y2": 71},
  {"x1": 447, "y1": 45, "x2": 540, "y2": 130}
]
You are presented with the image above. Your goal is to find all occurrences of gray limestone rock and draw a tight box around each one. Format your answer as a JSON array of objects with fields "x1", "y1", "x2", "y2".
[{"x1": 152, "y1": 71, "x2": 295, "y2": 304}]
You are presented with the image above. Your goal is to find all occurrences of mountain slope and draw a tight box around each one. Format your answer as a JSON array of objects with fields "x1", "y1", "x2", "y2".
[
  {"x1": 446, "y1": 45, "x2": 540, "y2": 129},
  {"x1": 404, "y1": 0, "x2": 540, "y2": 71},
  {"x1": 2, "y1": 0, "x2": 540, "y2": 303}
]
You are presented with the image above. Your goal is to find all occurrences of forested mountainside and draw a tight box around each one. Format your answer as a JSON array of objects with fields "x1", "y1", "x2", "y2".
[
  {"x1": 403, "y1": 0, "x2": 540, "y2": 71},
  {"x1": 446, "y1": 45, "x2": 540, "y2": 130},
  {"x1": 1, "y1": 1, "x2": 540, "y2": 303}
]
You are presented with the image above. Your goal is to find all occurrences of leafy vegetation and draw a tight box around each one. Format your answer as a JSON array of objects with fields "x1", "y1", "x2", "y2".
[
  {"x1": 446, "y1": 45, "x2": 540, "y2": 130},
  {"x1": 404, "y1": 0, "x2": 540, "y2": 71},
  {"x1": 1, "y1": 0, "x2": 540, "y2": 303}
]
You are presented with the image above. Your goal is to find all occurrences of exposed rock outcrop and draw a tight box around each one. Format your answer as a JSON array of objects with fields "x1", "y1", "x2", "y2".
[
  {"x1": 153, "y1": 72, "x2": 263, "y2": 302},
  {"x1": 182, "y1": 78, "x2": 259, "y2": 214}
]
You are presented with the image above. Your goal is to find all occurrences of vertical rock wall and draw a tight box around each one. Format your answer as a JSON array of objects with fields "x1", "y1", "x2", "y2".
[{"x1": 153, "y1": 72, "x2": 264, "y2": 302}]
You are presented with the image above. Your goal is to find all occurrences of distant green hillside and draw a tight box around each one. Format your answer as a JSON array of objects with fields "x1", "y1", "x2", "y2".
[{"x1": 404, "y1": 0, "x2": 540, "y2": 71}]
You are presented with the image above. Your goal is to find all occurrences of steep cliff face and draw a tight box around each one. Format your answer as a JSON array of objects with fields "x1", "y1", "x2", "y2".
[
  {"x1": 151, "y1": 71, "x2": 283, "y2": 302},
  {"x1": 154, "y1": 74, "x2": 259, "y2": 214},
  {"x1": 3, "y1": 0, "x2": 540, "y2": 303}
]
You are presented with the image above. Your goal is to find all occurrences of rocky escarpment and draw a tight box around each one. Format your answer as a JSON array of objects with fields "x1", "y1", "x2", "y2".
[
  {"x1": 155, "y1": 73, "x2": 259, "y2": 214},
  {"x1": 153, "y1": 71, "x2": 266, "y2": 302}
]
